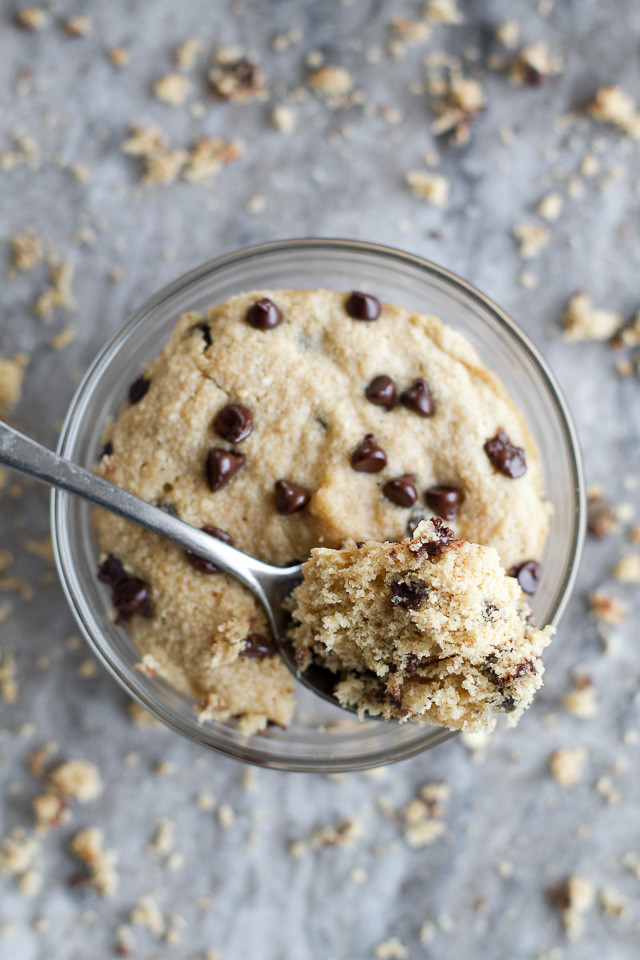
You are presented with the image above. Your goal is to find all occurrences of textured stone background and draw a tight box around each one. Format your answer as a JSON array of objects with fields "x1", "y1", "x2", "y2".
[{"x1": 1, "y1": 1, "x2": 639, "y2": 958}]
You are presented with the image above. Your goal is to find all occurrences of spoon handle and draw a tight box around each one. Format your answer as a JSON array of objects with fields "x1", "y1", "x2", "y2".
[{"x1": 0, "y1": 420, "x2": 294, "y2": 607}]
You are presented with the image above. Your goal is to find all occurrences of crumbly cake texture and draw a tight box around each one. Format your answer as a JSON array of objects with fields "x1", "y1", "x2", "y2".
[
  {"x1": 94, "y1": 289, "x2": 548, "y2": 731},
  {"x1": 290, "y1": 520, "x2": 553, "y2": 731}
]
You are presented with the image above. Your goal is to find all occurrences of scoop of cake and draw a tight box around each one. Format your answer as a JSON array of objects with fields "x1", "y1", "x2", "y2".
[{"x1": 289, "y1": 519, "x2": 553, "y2": 732}]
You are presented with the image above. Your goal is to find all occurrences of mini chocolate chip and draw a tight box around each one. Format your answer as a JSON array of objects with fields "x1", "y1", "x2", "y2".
[
  {"x1": 97, "y1": 554, "x2": 127, "y2": 588},
  {"x1": 346, "y1": 291, "x2": 381, "y2": 321},
  {"x1": 100, "y1": 441, "x2": 113, "y2": 458},
  {"x1": 275, "y1": 479, "x2": 310, "y2": 514},
  {"x1": 390, "y1": 579, "x2": 427, "y2": 610},
  {"x1": 400, "y1": 378, "x2": 434, "y2": 417},
  {"x1": 112, "y1": 577, "x2": 152, "y2": 619},
  {"x1": 246, "y1": 298, "x2": 282, "y2": 330},
  {"x1": 484, "y1": 429, "x2": 527, "y2": 478},
  {"x1": 508, "y1": 560, "x2": 541, "y2": 595},
  {"x1": 365, "y1": 374, "x2": 396, "y2": 409},
  {"x1": 500, "y1": 695, "x2": 517, "y2": 713},
  {"x1": 206, "y1": 448, "x2": 245, "y2": 492},
  {"x1": 424, "y1": 485, "x2": 462, "y2": 520},
  {"x1": 383, "y1": 474, "x2": 418, "y2": 507},
  {"x1": 190, "y1": 321, "x2": 212, "y2": 348},
  {"x1": 355, "y1": 540, "x2": 366, "y2": 548},
  {"x1": 483, "y1": 602, "x2": 499, "y2": 621},
  {"x1": 213, "y1": 404, "x2": 253, "y2": 443},
  {"x1": 128, "y1": 376, "x2": 149, "y2": 405},
  {"x1": 240, "y1": 633, "x2": 278, "y2": 657},
  {"x1": 350, "y1": 434, "x2": 387, "y2": 473},
  {"x1": 187, "y1": 525, "x2": 235, "y2": 574}
]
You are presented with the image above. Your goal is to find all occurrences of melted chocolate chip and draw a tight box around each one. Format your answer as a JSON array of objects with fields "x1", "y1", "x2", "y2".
[
  {"x1": 100, "y1": 441, "x2": 113, "y2": 458},
  {"x1": 383, "y1": 474, "x2": 418, "y2": 507},
  {"x1": 190, "y1": 321, "x2": 212, "y2": 348},
  {"x1": 246, "y1": 298, "x2": 282, "y2": 330},
  {"x1": 206, "y1": 448, "x2": 245, "y2": 491},
  {"x1": 484, "y1": 430, "x2": 527, "y2": 478},
  {"x1": 424, "y1": 485, "x2": 462, "y2": 520},
  {"x1": 213, "y1": 404, "x2": 253, "y2": 444},
  {"x1": 112, "y1": 577, "x2": 152, "y2": 619},
  {"x1": 275, "y1": 479, "x2": 311, "y2": 514},
  {"x1": 508, "y1": 560, "x2": 541, "y2": 595},
  {"x1": 390, "y1": 579, "x2": 427, "y2": 610},
  {"x1": 346, "y1": 291, "x2": 381, "y2": 321},
  {"x1": 187, "y1": 525, "x2": 235, "y2": 573},
  {"x1": 421, "y1": 516, "x2": 456, "y2": 556},
  {"x1": 240, "y1": 633, "x2": 278, "y2": 657},
  {"x1": 350, "y1": 434, "x2": 387, "y2": 473},
  {"x1": 365, "y1": 374, "x2": 396, "y2": 409},
  {"x1": 400, "y1": 378, "x2": 434, "y2": 417},
  {"x1": 128, "y1": 375, "x2": 149, "y2": 405},
  {"x1": 97, "y1": 554, "x2": 127, "y2": 587}
]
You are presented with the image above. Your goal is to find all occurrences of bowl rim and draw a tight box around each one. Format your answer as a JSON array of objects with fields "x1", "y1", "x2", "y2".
[{"x1": 51, "y1": 237, "x2": 586, "y2": 772}]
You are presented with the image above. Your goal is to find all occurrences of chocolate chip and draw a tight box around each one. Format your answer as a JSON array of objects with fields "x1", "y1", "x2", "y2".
[
  {"x1": 213, "y1": 404, "x2": 253, "y2": 444},
  {"x1": 275, "y1": 479, "x2": 310, "y2": 514},
  {"x1": 187, "y1": 525, "x2": 235, "y2": 573},
  {"x1": 112, "y1": 577, "x2": 152, "y2": 619},
  {"x1": 128, "y1": 375, "x2": 149, "y2": 405},
  {"x1": 390, "y1": 579, "x2": 427, "y2": 610},
  {"x1": 246, "y1": 298, "x2": 282, "y2": 330},
  {"x1": 100, "y1": 441, "x2": 113, "y2": 458},
  {"x1": 346, "y1": 291, "x2": 381, "y2": 321},
  {"x1": 206, "y1": 448, "x2": 245, "y2": 491},
  {"x1": 484, "y1": 430, "x2": 527, "y2": 478},
  {"x1": 240, "y1": 633, "x2": 278, "y2": 657},
  {"x1": 190, "y1": 321, "x2": 212, "y2": 348},
  {"x1": 500, "y1": 695, "x2": 517, "y2": 713},
  {"x1": 421, "y1": 516, "x2": 456, "y2": 556},
  {"x1": 97, "y1": 554, "x2": 127, "y2": 588},
  {"x1": 508, "y1": 560, "x2": 541, "y2": 595},
  {"x1": 400, "y1": 378, "x2": 434, "y2": 417},
  {"x1": 383, "y1": 474, "x2": 418, "y2": 507},
  {"x1": 365, "y1": 374, "x2": 396, "y2": 410},
  {"x1": 424, "y1": 485, "x2": 462, "y2": 520},
  {"x1": 523, "y1": 63, "x2": 546, "y2": 86},
  {"x1": 350, "y1": 434, "x2": 387, "y2": 473}
]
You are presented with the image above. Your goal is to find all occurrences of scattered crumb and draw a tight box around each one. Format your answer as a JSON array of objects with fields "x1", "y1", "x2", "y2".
[
  {"x1": 588, "y1": 86, "x2": 640, "y2": 139},
  {"x1": 33, "y1": 261, "x2": 75, "y2": 321},
  {"x1": 131, "y1": 894, "x2": 165, "y2": 937},
  {"x1": 496, "y1": 20, "x2": 520, "y2": 50},
  {"x1": 594, "y1": 775, "x2": 620, "y2": 805},
  {"x1": 563, "y1": 293, "x2": 621, "y2": 342},
  {"x1": 122, "y1": 125, "x2": 242, "y2": 186},
  {"x1": 406, "y1": 170, "x2": 449, "y2": 207},
  {"x1": 510, "y1": 41, "x2": 563, "y2": 86},
  {"x1": 587, "y1": 491, "x2": 619, "y2": 538},
  {"x1": 431, "y1": 73, "x2": 485, "y2": 144},
  {"x1": 271, "y1": 105, "x2": 296, "y2": 135},
  {"x1": 49, "y1": 326, "x2": 75, "y2": 350},
  {"x1": 513, "y1": 223, "x2": 550, "y2": 259},
  {"x1": 374, "y1": 937, "x2": 407, "y2": 959},
  {"x1": 538, "y1": 192, "x2": 564, "y2": 222},
  {"x1": 290, "y1": 818, "x2": 362, "y2": 856},
  {"x1": 519, "y1": 271, "x2": 539, "y2": 289},
  {"x1": 32, "y1": 792, "x2": 70, "y2": 832},
  {"x1": 246, "y1": 194, "x2": 265, "y2": 215},
  {"x1": 550, "y1": 747, "x2": 587, "y2": 787},
  {"x1": 153, "y1": 74, "x2": 190, "y2": 106},
  {"x1": 589, "y1": 590, "x2": 629, "y2": 625},
  {"x1": 209, "y1": 50, "x2": 267, "y2": 102},
  {"x1": 107, "y1": 47, "x2": 129, "y2": 67},
  {"x1": 613, "y1": 553, "x2": 640, "y2": 583},
  {"x1": 197, "y1": 793, "x2": 215, "y2": 811},
  {"x1": 49, "y1": 760, "x2": 103, "y2": 802},
  {"x1": 218, "y1": 804, "x2": 235, "y2": 828},
  {"x1": 15, "y1": 8, "x2": 48, "y2": 30},
  {"x1": 549, "y1": 875, "x2": 595, "y2": 940},
  {"x1": 349, "y1": 866, "x2": 367, "y2": 884},
  {"x1": 0, "y1": 650, "x2": 18, "y2": 703},
  {"x1": 128, "y1": 699, "x2": 163, "y2": 728},
  {"x1": 0, "y1": 830, "x2": 41, "y2": 893},
  {"x1": 9, "y1": 230, "x2": 42, "y2": 274},
  {"x1": 424, "y1": 0, "x2": 464, "y2": 24},
  {"x1": 77, "y1": 658, "x2": 97, "y2": 678},
  {"x1": 308, "y1": 66, "x2": 354, "y2": 100},
  {"x1": 419, "y1": 921, "x2": 436, "y2": 943},
  {"x1": 176, "y1": 38, "x2": 203, "y2": 70},
  {"x1": 0, "y1": 354, "x2": 28, "y2": 418},
  {"x1": 562, "y1": 677, "x2": 598, "y2": 719},
  {"x1": 392, "y1": 18, "x2": 432, "y2": 44},
  {"x1": 148, "y1": 817, "x2": 174, "y2": 854},
  {"x1": 64, "y1": 17, "x2": 92, "y2": 37},
  {"x1": 600, "y1": 887, "x2": 625, "y2": 918}
]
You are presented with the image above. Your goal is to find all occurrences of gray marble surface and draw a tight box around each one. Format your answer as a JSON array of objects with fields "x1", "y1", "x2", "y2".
[{"x1": 1, "y1": 1, "x2": 640, "y2": 958}]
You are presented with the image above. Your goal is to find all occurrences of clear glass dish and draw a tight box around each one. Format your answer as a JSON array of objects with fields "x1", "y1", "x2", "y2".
[{"x1": 51, "y1": 239, "x2": 585, "y2": 772}]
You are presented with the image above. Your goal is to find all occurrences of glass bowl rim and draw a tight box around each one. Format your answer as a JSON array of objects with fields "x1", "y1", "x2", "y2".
[{"x1": 50, "y1": 237, "x2": 586, "y2": 772}]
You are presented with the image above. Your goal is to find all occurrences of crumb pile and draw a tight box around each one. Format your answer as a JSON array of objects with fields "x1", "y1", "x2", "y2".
[
  {"x1": 290, "y1": 520, "x2": 553, "y2": 731},
  {"x1": 94, "y1": 289, "x2": 548, "y2": 732}
]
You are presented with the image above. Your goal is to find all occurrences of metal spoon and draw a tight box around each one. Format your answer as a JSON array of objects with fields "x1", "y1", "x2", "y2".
[{"x1": 0, "y1": 420, "x2": 344, "y2": 708}]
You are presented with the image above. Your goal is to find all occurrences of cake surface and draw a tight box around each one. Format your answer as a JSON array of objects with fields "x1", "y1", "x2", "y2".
[
  {"x1": 94, "y1": 289, "x2": 549, "y2": 731},
  {"x1": 289, "y1": 519, "x2": 553, "y2": 731}
]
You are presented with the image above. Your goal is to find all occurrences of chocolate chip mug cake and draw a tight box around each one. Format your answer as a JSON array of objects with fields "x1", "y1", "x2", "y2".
[{"x1": 94, "y1": 289, "x2": 550, "y2": 734}]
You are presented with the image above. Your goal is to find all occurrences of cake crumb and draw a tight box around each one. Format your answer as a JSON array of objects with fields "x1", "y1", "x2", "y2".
[
  {"x1": 49, "y1": 760, "x2": 103, "y2": 802},
  {"x1": 175, "y1": 38, "x2": 202, "y2": 70},
  {"x1": 308, "y1": 66, "x2": 353, "y2": 98},
  {"x1": 613, "y1": 553, "x2": 640, "y2": 583},
  {"x1": 64, "y1": 17, "x2": 92, "y2": 37},
  {"x1": 562, "y1": 678, "x2": 598, "y2": 719},
  {"x1": 0, "y1": 650, "x2": 18, "y2": 703},
  {"x1": 550, "y1": 747, "x2": 586, "y2": 787},
  {"x1": 148, "y1": 817, "x2": 174, "y2": 853},
  {"x1": 513, "y1": 223, "x2": 550, "y2": 259},
  {"x1": 131, "y1": 894, "x2": 165, "y2": 936},
  {"x1": 588, "y1": 86, "x2": 640, "y2": 139},
  {"x1": 510, "y1": 42, "x2": 563, "y2": 86},
  {"x1": 496, "y1": 20, "x2": 520, "y2": 50},
  {"x1": 538, "y1": 192, "x2": 564, "y2": 222},
  {"x1": 271, "y1": 105, "x2": 296, "y2": 135},
  {"x1": 218, "y1": 804, "x2": 235, "y2": 828},
  {"x1": 107, "y1": 47, "x2": 129, "y2": 67},
  {"x1": 0, "y1": 354, "x2": 28, "y2": 419},
  {"x1": 9, "y1": 230, "x2": 42, "y2": 274},
  {"x1": 406, "y1": 170, "x2": 450, "y2": 207},
  {"x1": 0, "y1": 831, "x2": 40, "y2": 892},
  {"x1": 589, "y1": 590, "x2": 628, "y2": 625},
  {"x1": 374, "y1": 937, "x2": 407, "y2": 959},
  {"x1": 594, "y1": 775, "x2": 620, "y2": 805},
  {"x1": 209, "y1": 50, "x2": 266, "y2": 102},
  {"x1": 15, "y1": 8, "x2": 48, "y2": 30},
  {"x1": 32, "y1": 792, "x2": 70, "y2": 832},
  {"x1": 33, "y1": 261, "x2": 75, "y2": 322},
  {"x1": 600, "y1": 887, "x2": 625, "y2": 918},
  {"x1": 587, "y1": 492, "x2": 619, "y2": 538},
  {"x1": 563, "y1": 293, "x2": 621, "y2": 342},
  {"x1": 549, "y1": 875, "x2": 595, "y2": 940},
  {"x1": 392, "y1": 18, "x2": 432, "y2": 44},
  {"x1": 424, "y1": 0, "x2": 464, "y2": 24},
  {"x1": 153, "y1": 74, "x2": 190, "y2": 105},
  {"x1": 431, "y1": 74, "x2": 485, "y2": 144}
]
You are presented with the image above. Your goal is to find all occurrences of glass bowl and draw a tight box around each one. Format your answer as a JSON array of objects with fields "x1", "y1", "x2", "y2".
[{"x1": 51, "y1": 239, "x2": 585, "y2": 772}]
